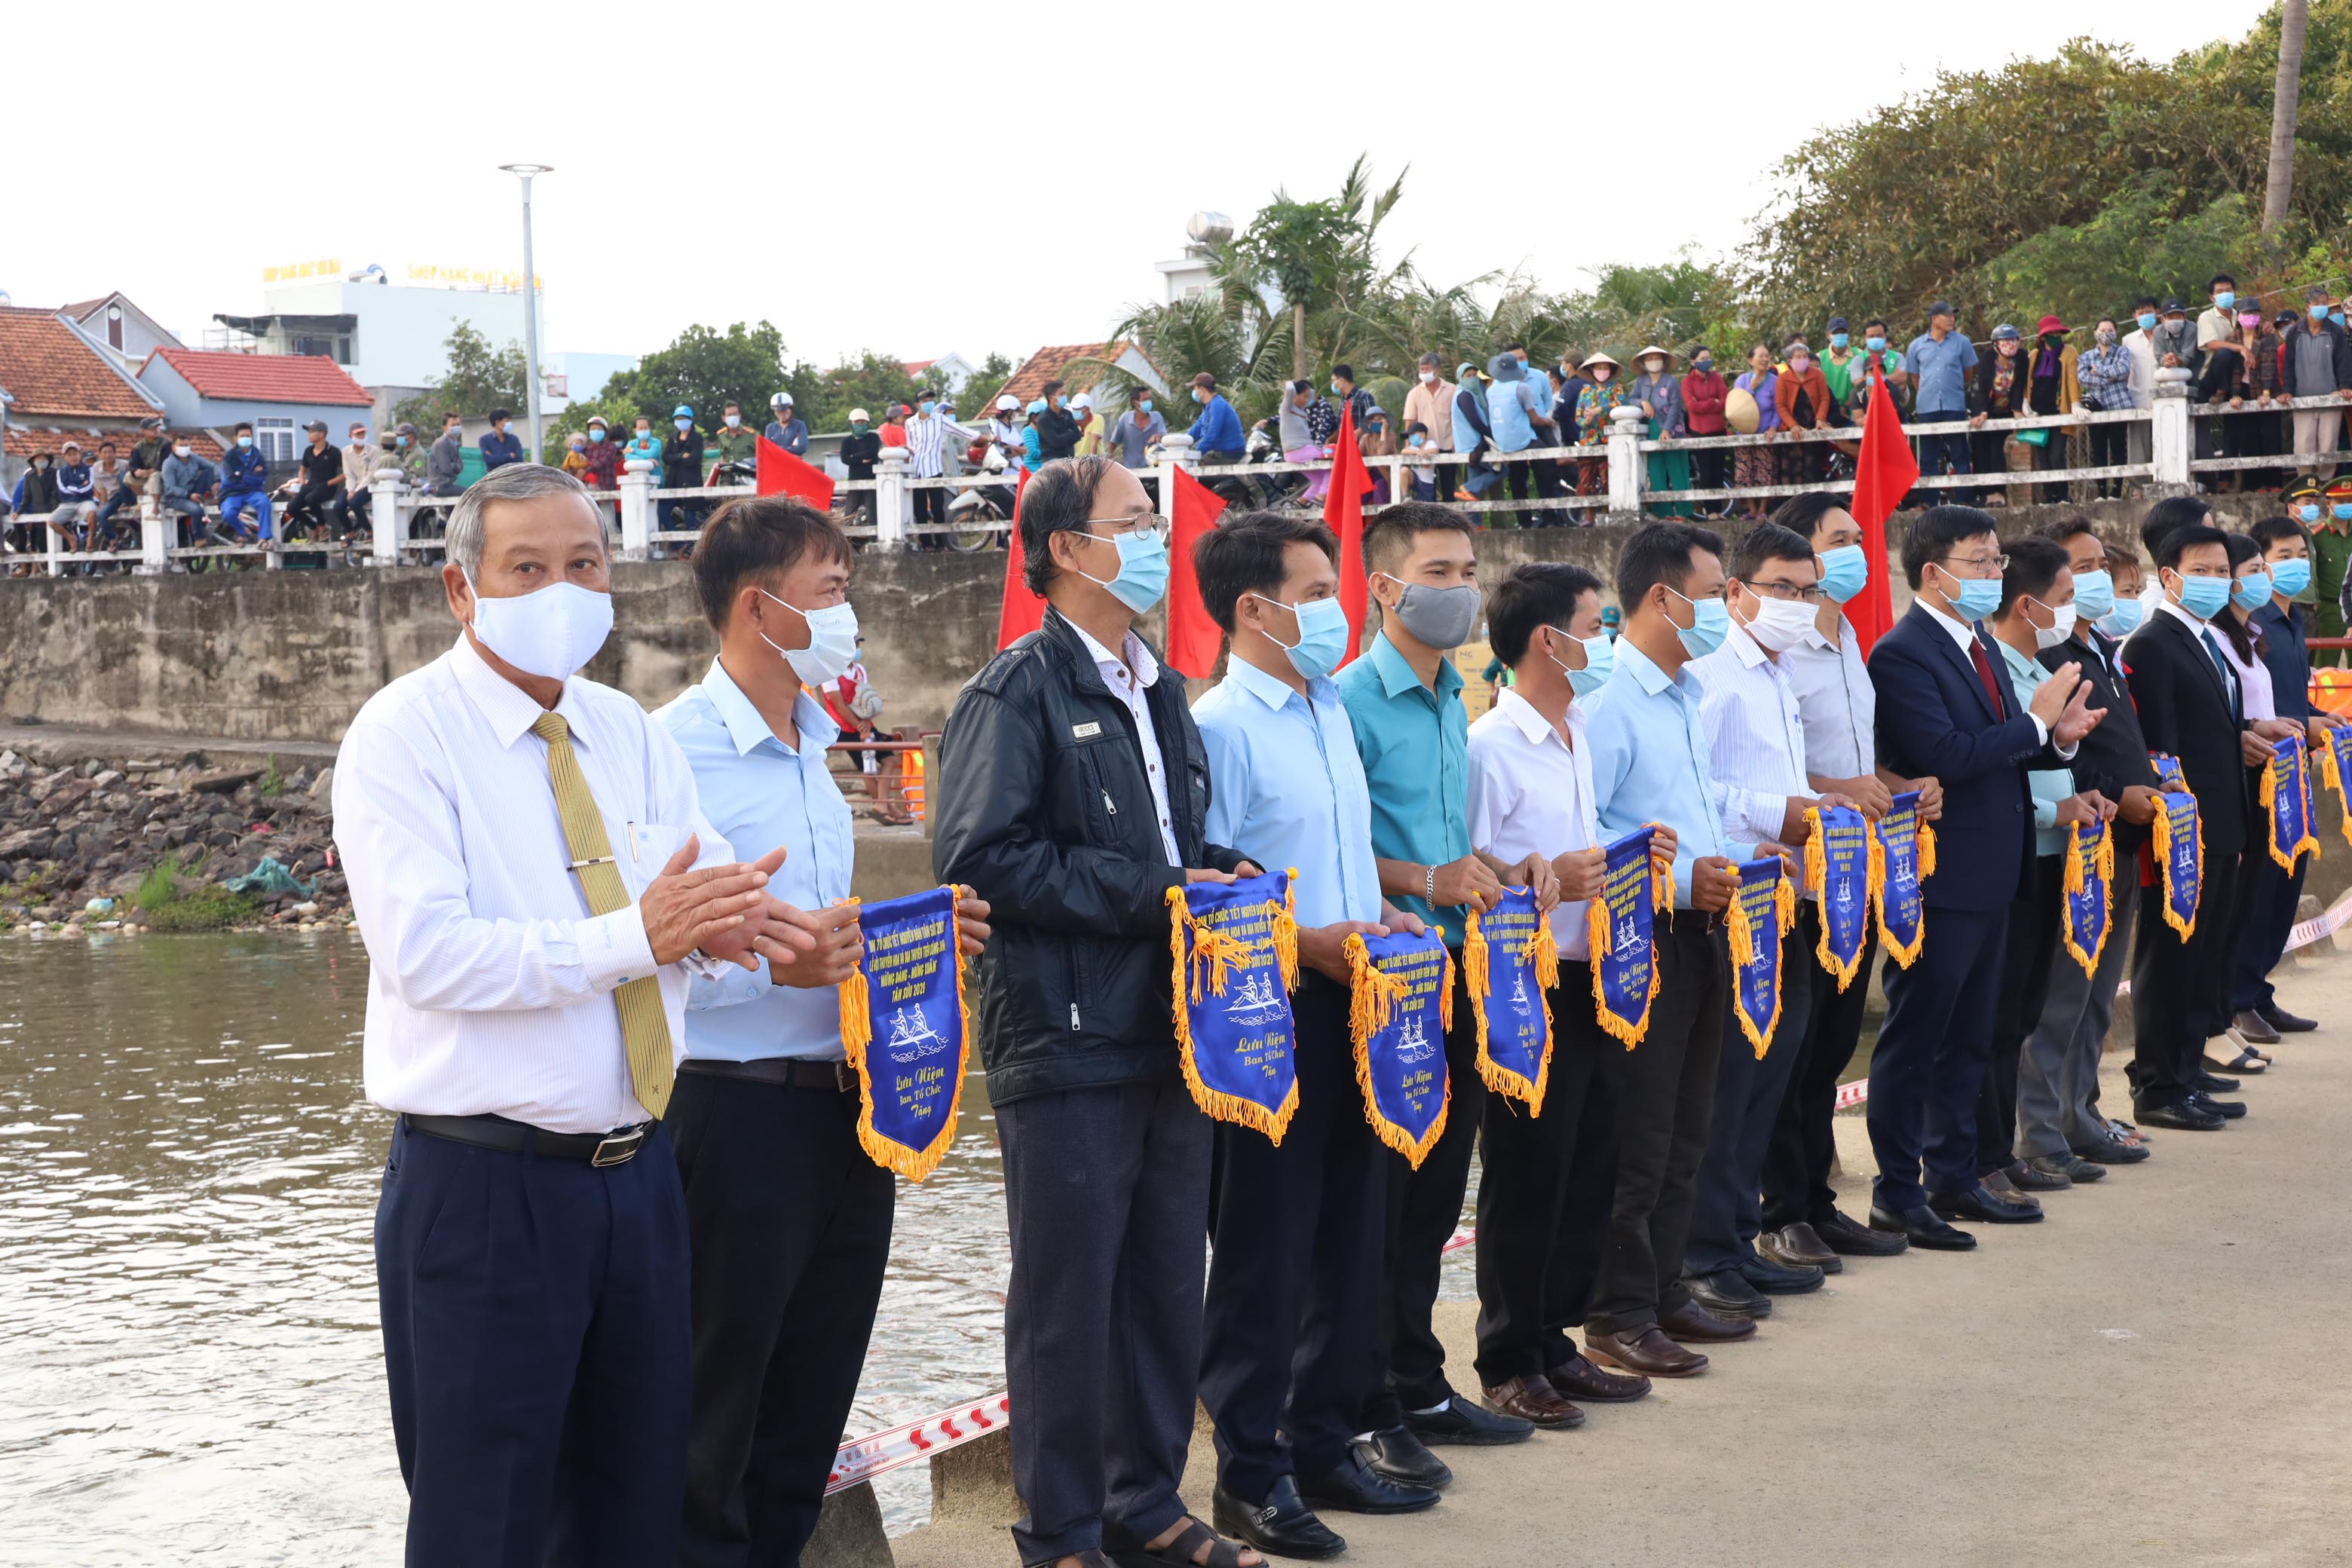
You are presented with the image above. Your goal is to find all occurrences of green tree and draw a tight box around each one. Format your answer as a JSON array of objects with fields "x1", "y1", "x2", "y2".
[
  {"x1": 1981, "y1": 173, "x2": 2259, "y2": 331},
  {"x1": 392, "y1": 321, "x2": 527, "y2": 434},
  {"x1": 957, "y1": 351, "x2": 1017, "y2": 412},
  {"x1": 1234, "y1": 194, "x2": 1367, "y2": 382},
  {"x1": 810, "y1": 352, "x2": 925, "y2": 432},
  {"x1": 603, "y1": 320, "x2": 789, "y2": 430}
]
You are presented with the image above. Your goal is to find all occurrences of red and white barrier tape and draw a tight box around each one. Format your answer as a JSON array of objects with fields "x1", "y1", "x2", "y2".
[{"x1": 828, "y1": 887, "x2": 2352, "y2": 1495}]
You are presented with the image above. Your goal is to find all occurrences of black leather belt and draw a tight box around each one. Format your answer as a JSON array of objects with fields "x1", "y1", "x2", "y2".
[
  {"x1": 679, "y1": 1057, "x2": 858, "y2": 1092},
  {"x1": 1658, "y1": 908, "x2": 1724, "y2": 935},
  {"x1": 403, "y1": 1112, "x2": 651, "y2": 1167}
]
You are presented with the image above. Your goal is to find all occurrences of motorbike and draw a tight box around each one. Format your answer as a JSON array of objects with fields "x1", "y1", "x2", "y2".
[{"x1": 943, "y1": 445, "x2": 1015, "y2": 553}]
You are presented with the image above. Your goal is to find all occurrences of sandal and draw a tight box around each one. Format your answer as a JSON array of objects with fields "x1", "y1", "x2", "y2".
[
  {"x1": 1110, "y1": 1518, "x2": 1262, "y2": 1568},
  {"x1": 2212, "y1": 1046, "x2": 2269, "y2": 1075}
]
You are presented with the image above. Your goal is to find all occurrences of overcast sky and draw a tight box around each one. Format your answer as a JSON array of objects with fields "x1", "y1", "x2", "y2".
[{"x1": 8, "y1": 2, "x2": 2277, "y2": 374}]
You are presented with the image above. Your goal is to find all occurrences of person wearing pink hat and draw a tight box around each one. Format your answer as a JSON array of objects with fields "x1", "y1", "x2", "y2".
[{"x1": 2023, "y1": 314, "x2": 2082, "y2": 504}]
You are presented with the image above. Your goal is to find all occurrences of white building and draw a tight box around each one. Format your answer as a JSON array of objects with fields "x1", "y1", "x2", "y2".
[{"x1": 1153, "y1": 212, "x2": 1231, "y2": 305}]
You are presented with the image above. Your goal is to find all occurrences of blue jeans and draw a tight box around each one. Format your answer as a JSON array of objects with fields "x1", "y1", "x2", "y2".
[
  {"x1": 1913, "y1": 409, "x2": 1974, "y2": 494},
  {"x1": 219, "y1": 491, "x2": 271, "y2": 539}
]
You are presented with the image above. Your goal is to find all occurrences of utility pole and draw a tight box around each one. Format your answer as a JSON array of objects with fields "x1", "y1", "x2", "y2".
[
  {"x1": 2265, "y1": 0, "x2": 2309, "y2": 234},
  {"x1": 499, "y1": 163, "x2": 553, "y2": 462}
]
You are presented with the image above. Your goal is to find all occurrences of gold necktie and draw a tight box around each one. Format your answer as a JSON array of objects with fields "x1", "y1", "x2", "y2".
[{"x1": 531, "y1": 711, "x2": 675, "y2": 1119}]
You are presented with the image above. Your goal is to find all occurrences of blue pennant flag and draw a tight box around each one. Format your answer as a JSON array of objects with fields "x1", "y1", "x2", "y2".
[
  {"x1": 838, "y1": 886, "x2": 969, "y2": 1182},
  {"x1": 2263, "y1": 736, "x2": 2319, "y2": 873},
  {"x1": 1727, "y1": 856, "x2": 1796, "y2": 1056},
  {"x1": 2062, "y1": 817, "x2": 2112, "y2": 976},
  {"x1": 1804, "y1": 804, "x2": 1873, "y2": 990},
  {"x1": 2151, "y1": 752, "x2": 2188, "y2": 792},
  {"x1": 1873, "y1": 791, "x2": 1936, "y2": 969},
  {"x1": 1585, "y1": 825, "x2": 1665, "y2": 1049},
  {"x1": 2319, "y1": 726, "x2": 2352, "y2": 850},
  {"x1": 1465, "y1": 887, "x2": 1557, "y2": 1112},
  {"x1": 1346, "y1": 929, "x2": 1453, "y2": 1168},
  {"x1": 1167, "y1": 868, "x2": 1301, "y2": 1144},
  {"x1": 2152, "y1": 789, "x2": 2203, "y2": 940}
]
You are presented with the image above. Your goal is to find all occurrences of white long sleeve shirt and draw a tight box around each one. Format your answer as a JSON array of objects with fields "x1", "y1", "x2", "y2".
[
  {"x1": 1690, "y1": 620, "x2": 1810, "y2": 848},
  {"x1": 334, "y1": 634, "x2": 733, "y2": 1134}
]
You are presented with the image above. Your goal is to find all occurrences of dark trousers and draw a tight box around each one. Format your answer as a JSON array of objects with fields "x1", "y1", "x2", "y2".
[
  {"x1": 1503, "y1": 456, "x2": 1540, "y2": 528},
  {"x1": 375, "y1": 1116, "x2": 691, "y2": 1568},
  {"x1": 670, "y1": 1069, "x2": 894, "y2": 1568},
  {"x1": 1472, "y1": 964, "x2": 1620, "y2": 1385},
  {"x1": 1762, "y1": 910, "x2": 1879, "y2": 1230},
  {"x1": 1867, "y1": 902, "x2": 2006, "y2": 1210},
  {"x1": 2032, "y1": 428, "x2": 2072, "y2": 504},
  {"x1": 1202, "y1": 976, "x2": 1387, "y2": 1502},
  {"x1": 284, "y1": 480, "x2": 340, "y2": 537},
  {"x1": 997, "y1": 1076, "x2": 1209, "y2": 1565},
  {"x1": 911, "y1": 483, "x2": 948, "y2": 549},
  {"x1": 1364, "y1": 958, "x2": 1484, "y2": 1426},
  {"x1": 2229, "y1": 844, "x2": 2309, "y2": 1013},
  {"x1": 1684, "y1": 922, "x2": 1815, "y2": 1279},
  {"x1": 2129, "y1": 851, "x2": 2243, "y2": 1107},
  {"x1": 1982, "y1": 853, "x2": 2065, "y2": 1175},
  {"x1": 1913, "y1": 409, "x2": 1973, "y2": 496},
  {"x1": 2087, "y1": 418, "x2": 2129, "y2": 497},
  {"x1": 1692, "y1": 446, "x2": 1729, "y2": 507},
  {"x1": 1588, "y1": 920, "x2": 1727, "y2": 1337}
]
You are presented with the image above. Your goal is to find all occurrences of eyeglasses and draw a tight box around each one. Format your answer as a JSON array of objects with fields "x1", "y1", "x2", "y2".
[
  {"x1": 1744, "y1": 578, "x2": 1826, "y2": 604},
  {"x1": 1084, "y1": 508, "x2": 1165, "y2": 541},
  {"x1": 1944, "y1": 551, "x2": 2009, "y2": 574}
]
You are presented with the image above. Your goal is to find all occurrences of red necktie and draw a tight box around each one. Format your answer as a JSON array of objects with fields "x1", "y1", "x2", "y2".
[{"x1": 1968, "y1": 636, "x2": 2005, "y2": 717}]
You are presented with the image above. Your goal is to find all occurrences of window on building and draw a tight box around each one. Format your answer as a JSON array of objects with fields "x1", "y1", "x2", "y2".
[
  {"x1": 106, "y1": 305, "x2": 124, "y2": 350},
  {"x1": 1181, "y1": 285, "x2": 1205, "y2": 302},
  {"x1": 288, "y1": 332, "x2": 354, "y2": 363},
  {"x1": 254, "y1": 418, "x2": 297, "y2": 463}
]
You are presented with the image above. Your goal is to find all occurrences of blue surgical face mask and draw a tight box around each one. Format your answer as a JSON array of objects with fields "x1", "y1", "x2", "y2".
[
  {"x1": 2137, "y1": 312, "x2": 2159, "y2": 331},
  {"x1": 1935, "y1": 562, "x2": 2002, "y2": 620},
  {"x1": 2215, "y1": 290, "x2": 2236, "y2": 310},
  {"x1": 2270, "y1": 558, "x2": 2314, "y2": 599},
  {"x1": 1545, "y1": 626, "x2": 1615, "y2": 698},
  {"x1": 2070, "y1": 568, "x2": 2115, "y2": 621},
  {"x1": 1664, "y1": 586, "x2": 1731, "y2": 659},
  {"x1": 2314, "y1": 303, "x2": 2332, "y2": 320},
  {"x1": 588, "y1": 427, "x2": 606, "y2": 442},
  {"x1": 1255, "y1": 593, "x2": 1351, "y2": 681},
  {"x1": 236, "y1": 435, "x2": 253, "y2": 448},
  {"x1": 2298, "y1": 502, "x2": 2322, "y2": 523},
  {"x1": 1138, "y1": 399, "x2": 1153, "y2": 414},
  {"x1": 1075, "y1": 526, "x2": 1169, "y2": 613},
  {"x1": 1817, "y1": 544, "x2": 1869, "y2": 605},
  {"x1": 397, "y1": 434, "x2": 411, "y2": 447},
  {"x1": 2231, "y1": 571, "x2": 2274, "y2": 611},
  {"x1": 1692, "y1": 357, "x2": 1713, "y2": 372},
  {"x1": 1829, "y1": 332, "x2": 1850, "y2": 351},
  {"x1": 2170, "y1": 570, "x2": 2233, "y2": 621},
  {"x1": 2334, "y1": 502, "x2": 2352, "y2": 521},
  {"x1": 2333, "y1": 311, "x2": 2346, "y2": 327},
  {"x1": 1865, "y1": 335, "x2": 1886, "y2": 352},
  {"x1": 2097, "y1": 597, "x2": 2144, "y2": 638},
  {"x1": 920, "y1": 400, "x2": 937, "y2": 415},
  {"x1": 675, "y1": 418, "x2": 692, "y2": 430}
]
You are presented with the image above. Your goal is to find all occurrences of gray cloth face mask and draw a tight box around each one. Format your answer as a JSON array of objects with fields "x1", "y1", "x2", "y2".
[{"x1": 1380, "y1": 575, "x2": 1480, "y2": 650}]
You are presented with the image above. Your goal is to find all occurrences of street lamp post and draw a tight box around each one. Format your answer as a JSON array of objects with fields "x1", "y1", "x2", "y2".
[{"x1": 498, "y1": 163, "x2": 552, "y2": 464}]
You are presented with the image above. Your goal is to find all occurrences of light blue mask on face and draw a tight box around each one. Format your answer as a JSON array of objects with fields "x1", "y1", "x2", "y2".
[
  {"x1": 2231, "y1": 571, "x2": 2274, "y2": 611},
  {"x1": 1256, "y1": 593, "x2": 1351, "y2": 681},
  {"x1": 2098, "y1": 598, "x2": 2144, "y2": 638},
  {"x1": 1666, "y1": 586, "x2": 1732, "y2": 659},
  {"x1": 2270, "y1": 558, "x2": 2314, "y2": 599},
  {"x1": 1936, "y1": 562, "x2": 2002, "y2": 620},
  {"x1": 2070, "y1": 568, "x2": 2115, "y2": 621},
  {"x1": 1076, "y1": 527, "x2": 1169, "y2": 613},
  {"x1": 1547, "y1": 627, "x2": 1615, "y2": 697},
  {"x1": 2299, "y1": 502, "x2": 2322, "y2": 523},
  {"x1": 2171, "y1": 571, "x2": 2233, "y2": 621},
  {"x1": 1817, "y1": 544, "x2": 1869, "y2": 605}
]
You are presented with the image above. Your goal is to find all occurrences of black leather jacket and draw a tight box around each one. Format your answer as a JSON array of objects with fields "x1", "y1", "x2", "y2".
[{"x1": 933, "y1": 608, "x2": 1245, "y2": 1105}]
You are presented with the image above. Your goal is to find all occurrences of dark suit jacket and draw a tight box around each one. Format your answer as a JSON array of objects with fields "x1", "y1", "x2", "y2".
[
  {"x1": 1869, "y1": 602, "x2": 2054, "y2": 913},
  {"x1": 2121, "y1": 608, "x2": 2250, "y2": 859},
  {"x1": 2041, "y1": 627, "x2": 2159, "y2": 852}
]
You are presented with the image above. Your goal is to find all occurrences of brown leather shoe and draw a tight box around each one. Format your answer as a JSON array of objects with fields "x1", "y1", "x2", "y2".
[
  {"x1": 1762, "y1": 1221, "x2": 1841, "y2": 1272},
  {"x1": 1481, "y1": 1374, "x2": 1584, "y2": 1429},
  {"x1": 1545, "y1": 1350, "x2": 1652, "y2": 1402},
  {"x1": 1660, "y1": 1298, "x2": 1760, "y2": 1344},
  {"x1": 1582, "y1": 1326, "x2": 1709, "y2": 1378}
]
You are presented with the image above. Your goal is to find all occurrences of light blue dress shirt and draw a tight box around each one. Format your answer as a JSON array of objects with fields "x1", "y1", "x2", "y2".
[
  {"x1": 1193, "y1": 652, "x2": 1381, "y2": 927},
  {"x1": 1998, "y1": 639, "x2": 2075, "y2": 856},
  {"x1": 1584, "y1": 636, "x2": 1756, "y2": 908},
  {"x1": 657, "y1": 657, "x2": 856, "y2": 1061},
  {"x1": 1337, "y1": 631, "x2": 1472, "y2": 943}
]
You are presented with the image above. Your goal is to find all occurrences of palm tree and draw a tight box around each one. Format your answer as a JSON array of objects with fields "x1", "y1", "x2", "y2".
[
  {"x1": 2265, "y1": 0, "x2": 2311, "y2": 234},
  {"x1": 1229, "y1": 155, "x2": 1407, "y2": 382}
]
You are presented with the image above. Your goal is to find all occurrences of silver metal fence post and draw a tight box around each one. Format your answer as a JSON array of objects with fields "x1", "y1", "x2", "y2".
[
  {"x1": 2151, "y1": 367, "x2": 2195, "y2": 495},
  {"x1": 617, "y1": 459, "x2": 654, "y2": 561},
  {"x1": 1606, "y1": 405, "x2": 1647, "y2": 522},
  {"x1": 875, "y1": 446, "x2": 911, "y2": 550}
]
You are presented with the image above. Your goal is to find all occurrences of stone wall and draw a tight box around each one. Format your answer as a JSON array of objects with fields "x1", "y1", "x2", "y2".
[{"x1": 0, "y1": 495, "x2": 2289, "y2": 746}]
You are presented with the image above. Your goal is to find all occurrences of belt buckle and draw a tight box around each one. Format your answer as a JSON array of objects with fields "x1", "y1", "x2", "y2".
[
  {"x1": 590, "y1": 1128, "x2": 645, "y2": 1167},
  {"x1": 833, "y1": 1061, "x2": 856, "y2": 1095}
]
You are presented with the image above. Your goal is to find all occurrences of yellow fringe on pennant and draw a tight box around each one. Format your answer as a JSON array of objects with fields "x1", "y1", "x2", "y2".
[
  {"x1": 1167, "y1": 885, "x2": 1300, "y2": 1145},
  {"x1": 1271, "y1": 871, "x2": 1301, "y2": 991},
  {"x1": 1346, "y1": 934, "x2": 1451, "y2": 1169},
  {"x1": 1464, "y1": 908, "x2": 1558, "y2": 1113},
  {"x1": 1870, "y1": 823, "x2": 1927, "y2": 970},
  {"x1": 2060, "y1": 822, "x2": 2113, "y2": 978},
  {"x1": 2262, "y1": 745, "x2": 2321, "y2": 872},
  {"x1": 1916, "y1": 820, "x2": 1937, "y2": 880},
  {"x1": 1586, "y1": 895, "x2": 1661, "y2": 1051},
  {"x1": 838, "y1": 889, "x2": 968, "y2": 1184},
  {"x1": 2320, "y1": 737, "x2": 2352, "y2": 851},
  {"x1": 1462, "y1": 907, "x2": 1490, "y2": 1049},
  {"x1": 1724, "y1": 872, "x2": 1783, "y2": 1059},
  {"x1": 2150, "y1": 799, "x2": 2203, "y2": 942}
]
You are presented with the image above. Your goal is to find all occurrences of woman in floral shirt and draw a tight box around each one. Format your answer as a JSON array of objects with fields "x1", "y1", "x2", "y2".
[
  {"x1": 2075, "y1": 317, "x2": 2133, "y2": 498},
  {"x1": 1573, "y1": 351, "x2": 1626, "y2": 494}
]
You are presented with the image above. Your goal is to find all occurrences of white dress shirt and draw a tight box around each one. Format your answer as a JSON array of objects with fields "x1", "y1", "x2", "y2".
[
  {"x1": 1467, "y1": 688, "x2": 1599, "y2": 957},
  {"x1": 335, "y1": 634, "x2": 733, "y2": 1134},
  {"x1": 2214, "y1": 622, "x2": 2275, "y2": 720},
  {"x1": 1070, "y1": 620, "x2": 1183, "y2": 863},
  {"x1": 1920, "y1": 598, "x2": 2071, "y2": 755},
  {"x1": 1778, "y1": 612, "x2": 1876, "y2": 781},
  {"x1": 2157, "y1": 597, "x2": 2249, "y2": 714},
  {"x1": 1690, "y1": 620, "x2": 1810, "y2": 847}
]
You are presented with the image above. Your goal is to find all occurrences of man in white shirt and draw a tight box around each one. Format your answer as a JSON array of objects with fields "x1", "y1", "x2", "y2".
[
  {"x1": 1682, "y1": 525, "x2": 1849, "y2": 1319},
  {"x1": 335, "y1": 463, "x2": 824, "y2": 1564},
  {"x1": 1466, "y1": 562, "x2": 1660, "y2": 1429},
  {"x1": 2122, "y1": 293, "x2": 2160, "y2": 468}
]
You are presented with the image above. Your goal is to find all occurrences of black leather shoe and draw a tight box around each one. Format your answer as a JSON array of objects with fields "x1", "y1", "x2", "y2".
[
  {"x1": 2072, "y1": 1135, "x2": 2151, "y2": 1163},
  {"x1": 2193, "y1": 1069, "x2": 2242, "y2": 1094},
  {"x1": 2004, "y1": 1158, "x2": 2071, "y2": 1193},
  {"x1": 1762, "y1": 1221, "x2": 1842, "y2": 1272},
  {"x1": 1214, "y1": 1476, "x2": 1346, "y2": 1558},
  {"x1": 1545, "y1": 1350, "x2": 1652, "y2": 1403},
  {"x1": 1928, "y1": 1183, "x2": 2044, "y2": 1224},
  {"x1": 2027, "y1": 1152, "x2": 2106, "y2": 1183},
  {"x1": 1404, "y1": 1392, "x2": 1533, "y2": 1446},
  {"x1": 1297, "y1": 1448, "x2": 1442, "y2": 1516},
  {"x1": 2258, "y1": 1001, "x2": 2317, "y2": 1033},
  {"x1": 1360, "y1": 1426, "x2": 1451, "y2": 1489},
  {"x1": 2190, "y1": 1090, "x2": 2246, "y2": 1120},
  {"x1": 2231, "y1": 1007, "x2": 2283, "y2": 1046},
  {"x1": 1817, "y1": 1208, "x2": 1908, "y2": 1256},
  {"x1": 1737, "y1": 1252, "x2": 1825, "y2": 1294},
  {"x1": 1685, "y1": 1267, "x2": 1772, "y2": 1319},
  {"x1": 1870, "y1": 1203, "x2": 1976, "y2": 1250},
  {"x1": 2134, "y1": 1099, "x2": 2225, "y2": 1132}
]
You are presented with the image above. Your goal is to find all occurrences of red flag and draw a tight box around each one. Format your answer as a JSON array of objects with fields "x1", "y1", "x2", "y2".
[
  {"x1": 755, "y1": 435, "x2": 836, "y2": 510},
  {"x1": 1324, "y1": 403, "x2": 1378, "y2": 667},
  {"x1": 1845, "y1": 367, "x2": 1916, "y2": 655},
  {"x1": 1165, "y1": 467, "x2": 1229, "y2": 676},
  {"x1": 995, "y1": 467, "x2": 1042, "y2": 649}
]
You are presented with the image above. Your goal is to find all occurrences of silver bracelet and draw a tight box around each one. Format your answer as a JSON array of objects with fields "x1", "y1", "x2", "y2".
[{"x1": 1424, "y1": 863, "x2": 1437, "y2": 905}]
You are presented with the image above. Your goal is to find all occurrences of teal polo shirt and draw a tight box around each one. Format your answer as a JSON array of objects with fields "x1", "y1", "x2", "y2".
[{"x1": 1336, "y1": 630, "x2": 1472, "y2": 943}]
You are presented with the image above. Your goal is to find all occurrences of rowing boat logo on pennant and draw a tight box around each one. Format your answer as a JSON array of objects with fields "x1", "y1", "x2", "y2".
[
  {"x1": 2151, "y1": 789, "x2": 2203, "y2": 939},
  {"x1": 1464, "y1": 886, "x2": 1557, "y2": 1113},
  {"x1": 2316, "y1": 727, "x2": 2352, "y2": 849},
  {"x1": 1166, "y1": 868, "x2": 1302, "y2": 1144},
  {"x1": 838, "y1": 885, "x2": 969, "y2": 1182},
  {"x1": 1871, "y1": 790, "x2": 1937, "y2": 969},
  {"x1": 2262, "y1": 735, "x2": 2320, "y2": 873},
  {"x1": 1726, "y1": 856, "x2": 1796, "y2": 1057},
  {"x1": 1586, "y1": 825, "x2": 1667, "y2": 1049},
  {"x1": 1344, "y1": 929, "x2": 1453, "y2": 1168},
  {"x1": 1803, "y1": 804, "x2": 1873, "y2": 988},
  {"x1": 2061, "y1": 816, "x2": 2112, "y2": 977}
]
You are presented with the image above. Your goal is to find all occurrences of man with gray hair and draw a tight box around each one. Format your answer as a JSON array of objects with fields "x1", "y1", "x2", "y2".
[
  {"x1": 335, "y1": 461, "x2": 831, "y2": 1563},
  {"x1": 2283, "y1": 283, "x2": 2352, "y2": 473}
]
